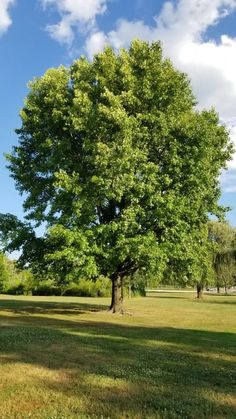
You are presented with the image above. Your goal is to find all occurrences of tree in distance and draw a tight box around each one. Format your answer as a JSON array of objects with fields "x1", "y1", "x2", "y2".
[
  {"x1": 208, "y1": 221, "x2": 236, "y2": 294},
  {"x1": 1, "y1": 40, "x2": 233, "y2": 312}
]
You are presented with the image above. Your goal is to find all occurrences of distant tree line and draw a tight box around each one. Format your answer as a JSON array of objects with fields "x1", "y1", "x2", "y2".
[{"x1": 0, "y1": 253, "x2": 111, "y2": 297}]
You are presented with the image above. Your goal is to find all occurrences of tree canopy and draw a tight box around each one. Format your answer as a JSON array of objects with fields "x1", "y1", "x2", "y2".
[{"x1": 1, "y1": 40, "x2": 233, "y2": 311}]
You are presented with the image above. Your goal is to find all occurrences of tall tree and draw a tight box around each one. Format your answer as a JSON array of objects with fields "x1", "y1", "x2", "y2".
[{"x1": 3, "y1": 41, "x2": 233, "y2": 312}]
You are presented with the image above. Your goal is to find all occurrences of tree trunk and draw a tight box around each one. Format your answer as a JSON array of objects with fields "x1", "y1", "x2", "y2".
[
  {"x1": 217, "y1": 284, "x2": 220, "y2": 294},
  {"x1": 196, "y1": 283, "x2": 202, "y2": 299},
  {"x1": 109, "y1": 276, "x2": 124, "y2": 313},
  {"x1": 224, "y1": 282, "x2": 228, "y2": 295},
  {"x1": 110, "y1": 277, "x2": 115, "y2": 310}
]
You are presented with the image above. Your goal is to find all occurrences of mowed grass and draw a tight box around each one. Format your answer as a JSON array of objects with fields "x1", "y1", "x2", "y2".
[{"x1": 0, "y1": 293, "x2": 235, "y2": 419}]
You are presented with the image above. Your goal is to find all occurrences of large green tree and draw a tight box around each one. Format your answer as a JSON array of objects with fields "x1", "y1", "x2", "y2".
[{"x1": 2, "y1": 41, "x2": 233, "y2": 312}]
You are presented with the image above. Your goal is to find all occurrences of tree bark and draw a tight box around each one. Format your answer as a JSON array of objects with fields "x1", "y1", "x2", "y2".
[
  {"x1": 110, "y1": 277, "x2": 115, "y2": 310},
  {"x1": 196, "y1": 283, "x2": 202, "y2": 299},
  {"x1": 109, "y1": 276, "x2": 124, "y2": 313}
]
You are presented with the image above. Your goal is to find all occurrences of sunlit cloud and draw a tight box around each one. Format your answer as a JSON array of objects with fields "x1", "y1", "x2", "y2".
[
  {"x1": 41, "y1": 0, "x2": 108, "y2": 45},
  {"x1": 0, "y1": 0, "x2": 15, "y2": 35}
]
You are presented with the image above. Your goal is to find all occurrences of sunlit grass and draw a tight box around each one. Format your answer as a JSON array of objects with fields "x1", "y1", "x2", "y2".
[{"x1": 0, "y1": 293, "x2": 235, "y2": 418}]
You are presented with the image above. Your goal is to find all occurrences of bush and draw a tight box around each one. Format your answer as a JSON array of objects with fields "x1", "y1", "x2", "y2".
[
  {"x1": 131, "y1": 282, "x2": 146, "y2": 297},
  {"x1": 2, "y1": 275, "x2": 111, "y2": 297},
  {"x1": 94, "y1": 276, "x2": 110, "y2": 297},
  {"x1": 63, "y1": 277, "x2": 111, "y2": 297},
  {"x1": 32, "y1": 281, "x2": 62, "y2": 296},
  {"x1": 126, "y1": 273, "x2": 147, "y2": 297},
  {"x1": 5, "y1": 283, "x2": 26, "y2": 295},
  {"x1": 63, "y1": 284, "x2": 83, "y2": 296}
]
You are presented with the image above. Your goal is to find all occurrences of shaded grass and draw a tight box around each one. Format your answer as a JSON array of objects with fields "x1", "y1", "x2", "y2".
[{"x1": 0, "y1": 293, "x2": 235, "y2": 418}]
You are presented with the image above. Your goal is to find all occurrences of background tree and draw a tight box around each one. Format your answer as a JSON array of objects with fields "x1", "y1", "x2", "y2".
[
  {"x1": 0, "y1": 250, "x2": 32, "y2": 295},
  {"x1": 2, "y1": 41, "x2": 233, "y2": 312},
  {"x1": 162, "y1": 223, "x2": 215, "y2": 297},
  {"x1": 0, "y1": 213, "x2": 47, "y2": 274},
  {"x1": 0, "y1": 253, "x2": 9, "y2": 293},
  {"x1": 208, "y1": 221, "x2": 236, "y2": 293}
]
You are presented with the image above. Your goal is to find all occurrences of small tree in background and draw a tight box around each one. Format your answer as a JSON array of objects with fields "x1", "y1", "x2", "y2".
[
  {"x1": 0, "y1": 253, "x2": 9, "y2": 293},
  {"x1": 208, "y1": 221, "x2": 236, "y2": 293},
  {"x1": 162, "y1": 223, "x2": 215, "y2": 297},
  {"x1": 0, "y1": 251, "x2": 33, "y2": 295},
  {"x1": 0, "y1": 41, "x2": 233, "y2": 312}
]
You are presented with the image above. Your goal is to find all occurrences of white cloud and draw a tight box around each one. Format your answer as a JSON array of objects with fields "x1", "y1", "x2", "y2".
[
  {"x1": 85, "y1": 30, "x2": 108, "y2": 59},
  {"x1": 85, "y1": 0, "x2": 236, "y2": 117},
  {"x1": 221, "y1": 167, "x2": 236, "y2": 192},
  {"x1": 0, "y1": 0, "x2": 15, "y2": 34},
  {"x1": 85, "y1": 0, "x2": 236, "y2": 175},
  {"x1": 41, "y1": 0, "x2": 108, "y2": 45}
]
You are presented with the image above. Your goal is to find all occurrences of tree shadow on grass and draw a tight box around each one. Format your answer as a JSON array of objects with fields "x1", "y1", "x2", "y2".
[
  {"x1": 0, "y1": 301, "x2": 235, "y2": 418},
  {"x1": 203, "y1": 295, "x2": 236, "y2": 305},
  {"x1": 0, "y1": 298, "x2": 108, "y2": 316},
  {"x1": 147, "y1": 294, "x2": 194, "y2": 300},
  {"x1": 209, "y1": 301, "x2": 236, "y2": 305}
]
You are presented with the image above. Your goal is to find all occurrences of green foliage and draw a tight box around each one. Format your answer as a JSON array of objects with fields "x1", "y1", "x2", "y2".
[
  {"x1": 130, "y1": 277, "x2": 146, "y2": 297},
  {"x1": 5, "y1": 283, "x2": 26, "y2": 295},
  {"x1": 0, "y1": 213, "x2": 50, "y2": 276},
  {"x1": 163, "y1": 223, "x2": 215, "y2": 288},
  {"x1": 63, "y1": 276, "x2": 110, "y2": 297},
  {"x1": 0, "y1": 258, "x2": 111, "y2": 297},
  {"x1": 208, "y1": 221, "x2": 236, "y2": 291},
  {"x1": 0, "y1": 252, "x2": 33, "y2": 295},
  {"x1": 31, "y1": 280, "x2": 62, "y2": 296},
  {"x1": 1, "y1": 40, "x2": 233, "y2": 293},
  {"x1": 0, "y1": 253, "x2": 9, "y2": 292}
]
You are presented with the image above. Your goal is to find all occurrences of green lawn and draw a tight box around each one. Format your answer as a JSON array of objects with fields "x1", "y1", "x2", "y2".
[{"x1": 0, "y1": 293, "x2": 235, "y2": 418}]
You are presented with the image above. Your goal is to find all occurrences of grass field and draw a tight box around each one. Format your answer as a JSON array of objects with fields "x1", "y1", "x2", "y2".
[{"x1": 0, "y1": 292, "x2": 235, "y2": 419}]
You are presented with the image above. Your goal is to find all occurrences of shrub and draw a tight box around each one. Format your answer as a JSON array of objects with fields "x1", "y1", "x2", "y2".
[
  {"x1": 32, "y1": 281, "x2": 62, "y2": 296},
  {"x1": 63, "y1": 284, "x2": 82, "y2": 296},
  {"x1": 63, "y1": 277, "x2": 111, "y2": 297},
  {"x1": 94, "y1": 276, "x2": 110, "y2": 297},
  {"x1": 131, "y1": 281, "x2": 146, "y2": 296},
  {"x1": 5, "y1": 283, "x2": 26, "y2": 295}
]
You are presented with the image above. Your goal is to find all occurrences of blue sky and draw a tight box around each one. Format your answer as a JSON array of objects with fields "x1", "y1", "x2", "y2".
[{"x1": 0, "y1": 0, "x2": 236, "y2": 227}]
